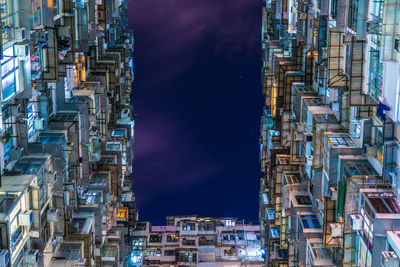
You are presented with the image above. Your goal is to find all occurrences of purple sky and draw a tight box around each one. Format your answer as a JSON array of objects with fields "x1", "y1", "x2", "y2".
[{"x1": 128, "y1": 0, "x2": 263, "y2": 224}]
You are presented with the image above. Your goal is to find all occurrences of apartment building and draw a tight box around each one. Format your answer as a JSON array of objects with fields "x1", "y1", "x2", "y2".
[
  {"x1": 0, "y1": 0, "x2": 135, "y2": 266},
  {"x1": 131, "y1": 216, "x2": 264, "y2": 267},
  {"x1": 259, "y1": 0, "x2": 400, "y2": 266}
]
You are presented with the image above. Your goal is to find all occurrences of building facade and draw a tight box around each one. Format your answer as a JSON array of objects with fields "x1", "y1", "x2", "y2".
[
  {"x1": 259, "y1": 0, "x2": 400, "y2": 266},
  {"x1": 131, "y1": 216, "x2": 264, "y2": 267},
  {"x1": 0, "y1": 0, "x2": 136, "y2": 266}
]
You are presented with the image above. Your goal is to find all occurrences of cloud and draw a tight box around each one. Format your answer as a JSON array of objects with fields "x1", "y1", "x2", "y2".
[
  {"x1": 128, "y1": 0, "x2": 261, "y2": 60},
  {"x1": 127, "y1": 0, "x2": 263, "y2": 220},
  {"x1": 133, "y1": 113, "x2": 225, "y2": 206}
]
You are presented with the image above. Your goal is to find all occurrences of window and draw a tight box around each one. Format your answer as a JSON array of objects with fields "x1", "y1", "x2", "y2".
[
  {"x1": 198, "y1": 237, "x2": 215, "y2": 246},
  {"x1": 182, "y1": 238, "x2": 196, "y2": 246},
  {"x1": 224, "y1": 247, "x2": 237, "y2": 257},
  {"x1": 347, "y1": 0, "x2": 359, "y2": 30},
  {"x1": 27, "y1": 102, "x2": 38, "y2": 139},
  {"x1": 368, "y1": 51, "x2": 383, "y2": 100},
  {"x1": 225, "y1": 220, "x2": 235, "y2": 227},
  {"x1": 267, "y1": 209, "x2": 275, "y2": 220},
  {"x1": 0, "y1": 0, "x2": 13, "y2": 41},
  {"x1": 331, "y1": 0, "x2": 338, "y2": 18},
  {"x1": 111, "y1": 129, "x2": 126, "y2": 137},
  {"x1": 299, "y1": 215, "x2": 321, "y2": 229},
  {"x1": 132, "y1": 237, "x2": 145, "y2": 249},
  {"x1": 237, "y1": 231, "x2": 244, "y2": 241},
  {"x1": 149, "y1": 234, "x2": 162, "y2": 243},
  {"x1": 166, "y1": 233, "x2": 179, "y2": 242},
  {"x1": 270, "y1": 227, "x2": 280, "y2": 238},
  {"x1": 164, "y1": 250, "x2": 175, "y2": 256},
  {"x1": 29, "y1": 0, "x2": 42, "y2": 28},
  {"x1": 106, "y1": 142, "x2": 121, "y2": 151},
  {"x1": 295, "y1": 195, "x2": 312, "y2": 205},
  {"x1": 198, "y1": 222, "x2": 215, "y2": 231},
  {"x1": 370, "y1": 0, "x2": 383, "y2": 45},
  {"x1": 10, "y1": 226, "x2": 22, "y2": 252},
  {"x1": 182, "y1": 221, "x2": 195, "y2": 231},
  {"x1": 395, "y1": 38, "x2": 400, "y2": 53},
  {"x1": 222, "y1": 234, "x2": 235, "y2": 241},
  {"x1": 312, "y1": 247, "x2": 333, "y2": 259},
  {"x1": 146, "y1": 249, "x2": 161, "y2": 257},
  {"x1": 56, "y1": 243, "x2": 82, "y2": 260},
  {"x1": 2, "y1": 70, "x2": 17, "y2": 102},
  {"x1": 177, "y1": 252, "x2": 197, "y2": 263},
  {"x1": 344, "y1": 44, "x2": 351, "y2": 76}
]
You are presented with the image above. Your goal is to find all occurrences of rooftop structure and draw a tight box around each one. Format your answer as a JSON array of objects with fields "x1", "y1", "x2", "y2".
[{"x1": 131, "y1": 216, "x2": 264, "y2": 266}]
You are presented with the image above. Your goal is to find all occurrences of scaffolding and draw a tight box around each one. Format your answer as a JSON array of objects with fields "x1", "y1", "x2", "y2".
[
  {"x1": 263, "y1": 68, "x2": 275, "y2": 117},
  {"x1": 323, "y1": 196, "x2": 342, "y2": 247},
  {"x1": 327, "y1": 28, "x2": 347, "y2": 88},
  {"x1": 311, "y1": 114, "x2": 341, "y2": 169},
  {"x1": 348, "y1": 36, "x2": 377, "y2": 107}
]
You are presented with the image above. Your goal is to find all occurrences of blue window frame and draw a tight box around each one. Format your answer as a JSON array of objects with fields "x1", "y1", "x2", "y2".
[{"x1": 300, "y1": 215, "x2": 321, "y2": 229}]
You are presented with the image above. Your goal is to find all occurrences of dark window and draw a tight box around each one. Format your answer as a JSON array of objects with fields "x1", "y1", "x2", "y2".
[
  {"x1": 198, "y1": 237, "x2": 215, "y2": 246},
  {"x1": 149, "y1": 234, "x2": 162, "y2": 243},
  {"x1": 164, "y1": 250, "x2": 175, "y2": 256},
  {"x1": 296, "y1": 195, "x2": 312, "y2": 205},
  {"x1": 135, "y1": 222, "x2": 147, "y2": 230},
  {"x1": 395, "y1": 38, "x2": 400, "y2": 53},
  {"x1": 182, "y1": 238, "x2": 196, "y2": 246},
  {"x1": 348, "y1": 0, "x2": 359, "y2": 30},
  {"x1": 331, "y1": 0, "x2": 338, "y2": 18}
]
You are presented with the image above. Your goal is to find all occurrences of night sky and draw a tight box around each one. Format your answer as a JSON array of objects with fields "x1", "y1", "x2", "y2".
[{"x1": 127, "y1": 0, "x2": 263, "y2": 225}]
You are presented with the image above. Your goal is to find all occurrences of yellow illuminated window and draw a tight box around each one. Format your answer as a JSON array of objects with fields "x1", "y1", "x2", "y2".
[
  {"x1": 117, "y1": 209, "x2": 127, "y2": 218},
  {"x1": 0, "y1": 0, "x2": 13, "y2": 41},
  {"x1": 29, "y1": 0, "x2": 41, "y2": 28}
]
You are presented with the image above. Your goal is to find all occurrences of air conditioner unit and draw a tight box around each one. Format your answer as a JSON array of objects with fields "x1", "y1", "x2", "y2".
[
  {"x1": 316, "y1": 198, "x2": 324, "y2": 210},
  {"x1": 329, "y1": 187, "x2": 338, "y2": 201},
  {"x1": 306, "y1": 155, "x2": 313, "y2": 166},
  {"x1": 350, "y1": 214, "x2": 363, "y2": 230},
  {"x1": 381, "y1": 251, "x2": 399, "y2": 267},
  {"x1": 0, "y1": 250, "x2": 9, "y2": 267},
  {"x1": 47, "y1": 208, "x2": 59, "y2": 222},
  {"x1": 296, "y1": 123, "x2": 305, "y2": 133},
  {"x1": 329, "y1": 223, "x2": 342, "y2": 237},
  {"x1": 30, "y1": 230, "x2": 40, "y2": 238},
  {"x1": 389, "y1": 172, "x2": 398, "y2": 188},
  {"x1": 13, "y1": 28, "x2": 27, "y2": 42},
  {"x1": 295, "y1": 132, "x2": 303, "y2": 141},
  {"x1": 14, "y1": 43, "x2": 29, "y2": 58},
  {"x1": 23, "y1": 250, "x2": 39, "y2": 266},
  {"x1": 34, "y1": 118, "x2": 45, "y2": 130},
  {"x1": 18, "y1": 210, "x2": 33, "y2": 226}
]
